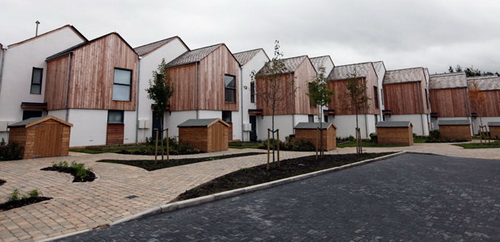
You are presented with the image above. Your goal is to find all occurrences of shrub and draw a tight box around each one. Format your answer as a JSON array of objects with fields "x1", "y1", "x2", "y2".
[
  {"x1": 283, "y1": 138, "x2": 316, "y2": 151},
  {"x1": 27, "y1": 189, "x2": 42, "y2": 199},
  {"x1": 8, "y1": 189, "x2": 21, "y2": 202},
  {"x1": 369, "y1": 133, "x2": 378, "y2": 143},
  {"x1": 0, "y1": 142, "x2": 24, "y2": 161},
  {"x1": 47, "y1": 161, "x2": 95, "y2": 182},
  {"x1": 429, "y1": 130, "x2": 440, "y2": 140},
  {"x1": 348, "y1": 135, "x2": 355, "y2": 141}
]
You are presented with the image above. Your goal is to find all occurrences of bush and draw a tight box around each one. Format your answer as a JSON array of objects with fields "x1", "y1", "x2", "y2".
[
  {"x1": 369, "y1": 133, "x2": 378, "y2": 143},
  {"x1": 259, "y1": 137, "x2": 316, "y2": 151},
  {"x1": 46, "y1": 161, "x2": 96, "y2": 182},
  {"x1": 429, "y1": 130, "x2": 440, "y2": 140},
  {"x1": 348, "y1": 135, "x2": 355, "y2": 142},
  {"x1": 0, "y1": 142, "x2": 24, "y2": 161},
  {"x1": 8, "y1": 189, "x2": 21, "y2": 202}
]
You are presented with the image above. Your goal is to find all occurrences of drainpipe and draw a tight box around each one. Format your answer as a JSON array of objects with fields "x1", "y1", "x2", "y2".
[
  {"x1": 240, "y1": 66, "x2": 244, "y2": 141},
  {"x1": 0, "y1": 47, "x2": 6, "y2": 94},
  {"x1": 417, "y1": 81, "x2": 425, "y2": 135},
  {"x1": 64, "y1": 53, "x2": 73, "y2": 122},
  {"x1": 290, "y1": 73, "x2": 295, "y2": 134},
  {"x1": 135, "y1": 57, "x2": 141, "y2": 144},
  {"x1": 195, "y1": 62, "x2": 199, "y2": 119}
]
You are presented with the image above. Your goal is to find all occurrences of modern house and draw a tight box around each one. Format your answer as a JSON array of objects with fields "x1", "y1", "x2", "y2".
[
  {"x1": 233, "y1": 48, "x2": 269, "y2": 141},
  {"x1": 164, "y1": 43, "x2": 241, "y2": 141},
  {"x1": 327, "y1": 62, "x2": 381, "y2": 139},
  {"x1": 428, "y1": 72, "x2": 469, "y2": 130},
  {"x1": 45, "y1": 32, "x2": 139, "y2": 147},
  {"x1": 0, "y1": 25, "x2": 87, "y2": 142},
  {"x1": 310, "y1": 55, "x2": 335, "y2": 123},
  {"x1": 134, "y1": 36, "x2": 189, "y2": 142},
  {"x1": 466, "y1": 75, "x2": 500, "y2": 134},
  {"x1": 382, "y1": 67, "x2": 431, "y2": 136},
  {"x1": 372, "y1": 61, "x2": 387, "y2": 122},
  {"x1": 254, "y1": 55, "x2": 318, "y2": 140}
]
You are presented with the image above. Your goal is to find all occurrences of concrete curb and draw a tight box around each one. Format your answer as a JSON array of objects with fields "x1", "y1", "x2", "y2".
[{"x1": 47, "y1": 151, "x2": 405, "y2": 241}]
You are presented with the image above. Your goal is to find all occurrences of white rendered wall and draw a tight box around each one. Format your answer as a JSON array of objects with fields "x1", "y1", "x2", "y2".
[
  {"x1": 332, "y1": 114, "x2": 376, "y2": 139},
  {"x1": 240, "y1": 50, "x2": 269, "y2": 141},
  {"x1": 123, "y1": 111, "x2": 137, "y2": 144},
  {"x1": 56, "y1": 109, "x2": 108, "y2": 147},
  {"x1": 164, "y1": 111, "x2": 197, "y2": 139},
  {"x1": 256, "y1": 114, "x2": 310, "y2": 141},
  {"x1": 385, "y1": 114, "x2": 430, "y2": 136},
  {"x1": 136, "y1": 38, "x2": 189, "y2": 143},
  {"x1": 472, "y1": 117, "x2": 500, "y2": 135}
]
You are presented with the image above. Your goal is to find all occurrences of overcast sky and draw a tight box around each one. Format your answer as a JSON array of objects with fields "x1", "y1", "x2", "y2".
[{"x1": 1, "y1": 0, "x2": 499, "y2": 74}]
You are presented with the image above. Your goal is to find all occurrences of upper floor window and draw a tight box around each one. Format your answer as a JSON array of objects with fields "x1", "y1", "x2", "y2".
[
  {"x1": 373, "y1": 86, "x2": 379, "y2": 109},
  {"x1": 224, "y1": 74, "x2": 236, "y2": 103},
  {"x1": 250, "y1": 82, "x2": 255, "y2": 103},
  {"x1": 30, "y1": 67, "x2": 43, "y2": 94},
  {"x1": 113, "y1": 68, "x2": 132, "y2": 101}
]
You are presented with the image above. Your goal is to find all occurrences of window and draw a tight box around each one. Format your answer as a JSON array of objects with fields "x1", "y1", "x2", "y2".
[
  {"x1": 222, "y1": 111, "x2": 232, "y2": 123},
  {"x1": 425, "y1": 89, "x2": 429, "y2": 110},
  {"x1": 108, "y1": 110, "x2": 124, "y2": 124},
  {"x1": 308, "y1": 115, "x2": 314, "y2": 123},
  {"x1": 250, "y1": 82, "x2": 255, "y2": 103},
  {"x1": 324, "y1": 115, "x2": 328, "y2": 123},
  {"x1": 30, "y1": 68, "x2": 43, "y2": 94},
  {"x1": 224, "y1": 75, "x2": 236, "y2": 103},
  {"x1": 308, "y1": 83, "x2": 316, "y2": 108},
  {"x1": 22, "y1": 110, "x2": 42, "y2": 120},
  {"x1": 381, "y1": 88, "x2": 384, "y2": 105},
  {"x1": 113, "y1": 68, "x2": 132, "y2": 101},
  {"x1": 373, "y1": 86, "x2": 379, "y2": 109}
]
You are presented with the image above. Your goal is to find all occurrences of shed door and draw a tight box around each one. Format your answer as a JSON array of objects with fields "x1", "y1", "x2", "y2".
[
  {"x1": 211, "y1": 123, "x2": 226, "y2": 151},
  {"x1": 33, "y1": 123, "x2": 62, "y2": 158}
]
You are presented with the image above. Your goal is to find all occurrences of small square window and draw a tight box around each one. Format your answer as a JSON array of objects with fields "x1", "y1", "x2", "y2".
[
  {"x1": 113, "y1": 68, "x2": 132, "y2": 101},
  {"x1": 30, "y1": 68, "x2": 43, "y2": 94},
  {"x1": 108, "y1": 110, "x2": 124, "y2": 124}
]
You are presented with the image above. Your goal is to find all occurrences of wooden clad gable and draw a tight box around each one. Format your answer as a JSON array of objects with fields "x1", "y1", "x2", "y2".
[
  {"x1": 383, "y1": 68, "x2": 430, "y2": 115},
  {"x1": 471, "y1": 90, "x2": 500, "y2": 117},
  {"x1": 45, "y1": 33, "x2": 138, "y2": 111},
  {"x1": 429, "y1": 88, "x2": 469, "y2": 117},
  {"x1": 294, "y1": 58, "x2": 318, "y2": 115}
]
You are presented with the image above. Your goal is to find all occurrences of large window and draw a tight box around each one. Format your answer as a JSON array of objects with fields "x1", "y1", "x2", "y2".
[
  {"x1": 23, "y1": 110, "x2": 42, "y2": 120},
  {"x1": 250, "y1": 82, "x2": 255, "y2": 103},
  {"x1": 108, "y1": 110, "x2": 124, "y2": 124},
  {"x1": 113, "y1": 68, "x2": 132, "y2": 101},
  {"x1": 30, "y1": 67, "x2": 43, "y2": 94},
  {"x1": 373, "y1": 86, "x2": 379, "y2": 109},
  {"x1": 224, "y1": 74, "x2": 236, "y2": 103}
]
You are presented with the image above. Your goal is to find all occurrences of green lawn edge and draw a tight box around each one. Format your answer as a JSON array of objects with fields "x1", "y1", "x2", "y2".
[{"x1": 454, "y1": 140, "x2": 500, "y2": 149}]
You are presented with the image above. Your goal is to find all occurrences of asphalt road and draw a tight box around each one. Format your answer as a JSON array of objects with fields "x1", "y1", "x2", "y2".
[{"x1": 59, "y1": 153, "x2": 500, "y2": 241}]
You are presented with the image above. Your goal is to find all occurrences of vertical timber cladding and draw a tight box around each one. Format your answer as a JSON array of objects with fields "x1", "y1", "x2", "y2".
[
  {"x1": 294, "y1": 58, "x2": 319, "y2": 115},
  {"x1": 383, "y1": 82, "x2": 428, "y2": 115},
  {"x1": 106, "y1": 124, "x2": 124, "y2": 145},
  {"x1": 429, "y1": 88, "x2": 469, "y2": 117},
  {"x1": 472, "y1": 90, "x2": 500, "y2": 117},
  {"x1": 178, "y1": 119, "x2": 229, "y2": 152},
  {"x1": 294, "y1": 123, "x2": 337, "y2": 150}
]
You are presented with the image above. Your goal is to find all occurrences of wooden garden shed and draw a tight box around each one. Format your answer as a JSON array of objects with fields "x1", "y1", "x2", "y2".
[
  {"x1": 8, "y1": 116, "x2": 72, "y2": 159},
  {"x1": 376, "y1": 121, "x2": 414, "y2": 146},
  {"x1": 438, "y1": 120, "x2": 472, "y2": 141},
  {"x1": 178, "y1": 118, "x2": 229, "y2": 152},
  {"x1": 294, "y1": 122, "x2": 337, "y2": 151},
  {"x1": 488, "y1": 122, "x2": 500, "y2": 139}
]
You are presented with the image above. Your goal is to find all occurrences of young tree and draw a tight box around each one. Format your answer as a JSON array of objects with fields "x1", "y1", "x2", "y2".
[
  {"x1": 468, "y1": 80, "x2": 488, "y2": 142},
  {"x1": 146, "y1": 59, "x2": 174, "y2": 158},
  {"x1": 344, "y1": 71, "x2": 370, "y2": 154},
  {"x1": 307, "y1": 66, "x2": 334, "y2": 156},
  {"x1": 252, "y1": 40, "x2": 293, "y2": 168}
]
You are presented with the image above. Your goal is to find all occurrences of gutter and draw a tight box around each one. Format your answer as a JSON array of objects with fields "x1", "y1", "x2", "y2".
[
  {"x1": 0, "y1": 47, "x2": 6, "y2": 94},
  {"x1": 135, "y1": 57, "x2": 141, "y2": 144},
  {"x1": 65, "y1": 52, "x2": 73, "y2": 122}
]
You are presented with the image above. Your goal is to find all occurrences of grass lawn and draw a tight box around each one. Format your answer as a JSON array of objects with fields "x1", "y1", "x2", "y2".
[
  {"x1": 173, "y1": 152, "x2": 394, "y2": 201},
  {"x1": 337, "y1": 140, "x2": 400, "y2": 148},
  {"x1": 454, "y1": 140, "x2": 500, "y2": 149},
  {"x1": 229, "y1": 142, "x2": 262, "y2": 149},
  {"x1": 70, "y1": 144, "x2": 145, "y2": 154},
  {"x1": 98, "y1": 152, "x2": 264, "y2": 171}
]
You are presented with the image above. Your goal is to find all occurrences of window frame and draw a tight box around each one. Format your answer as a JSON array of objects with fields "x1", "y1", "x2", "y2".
[
  {"x1": 112, "y1": 68, "x2": 132, "y2": 102},
  {"x1": 373, "y1": 86, "x2": 379, "y2": 109},
  {"x1": 30, "y1": 67, "x2": 43, "y2": 94},
  {"x1": 224, "y1": 74, "x2": 237, "y2": 103},
  {"x1": 107, "y1": 110, "x2": 124, "y2": 124},
  {"x1": 250, "y1": 81, "x2": 255, "y2": 103}
]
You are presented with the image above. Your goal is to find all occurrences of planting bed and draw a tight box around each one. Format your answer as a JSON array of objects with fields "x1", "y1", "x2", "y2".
[
  {"x1": 0, "y1": 179, "x2": 5, "y2": 186},
  {"x1": 41, "y1": 165, "x2": 96, "y2": 182},
  {"x1": 0, "y1": 197, "x2": 52, "y2": 211}
]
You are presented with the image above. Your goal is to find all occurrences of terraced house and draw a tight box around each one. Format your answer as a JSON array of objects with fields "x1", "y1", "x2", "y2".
[{"x1": 466, "y1": 75, "x2": 500, "y2": 134}]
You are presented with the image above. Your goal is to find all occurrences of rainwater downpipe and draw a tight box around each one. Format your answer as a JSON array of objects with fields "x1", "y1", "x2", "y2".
[
  {"x1": 65, "y1": 52, "x2": 73, "y2": 122},
  {"x1": 417, "y1": 81, "x2": 425, "y2": 135},
  {"x1": 240, "y1": 66, "x2": 244, "y2": 141},
  {"x1": 195, "y1": 62, "x2": 199, "y2": 119},
  {"x1": 290, "y1": 73, "x2": 295, "y2": 134},
  {"x1": 0, "y1": 47, "x2": 6, "y2": 94},
  {"x1": 135, "y1": 57, "x2": 141, "y2": 144}
]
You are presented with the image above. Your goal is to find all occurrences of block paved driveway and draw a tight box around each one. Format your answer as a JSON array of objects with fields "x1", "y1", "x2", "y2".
[{"x1": 60, "y1": 153, "x2": 500, "y2": 241}]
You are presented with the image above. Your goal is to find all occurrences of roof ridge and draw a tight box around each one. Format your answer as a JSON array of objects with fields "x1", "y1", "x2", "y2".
[
  {"x1": 386, "y1": 67, "x2": 424, "y2": 73},
  {"x1": 133, "y1": 36, "x2": 177, "y2": 49},
  {"x1": 233, "y1": 48, "x2": 263, "y2": 55}
]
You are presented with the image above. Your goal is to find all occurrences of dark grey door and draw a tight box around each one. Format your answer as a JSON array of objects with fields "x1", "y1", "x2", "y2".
[
  {"x1": 250, "y1": 116, "x2": 257, "y2": 142},
  {"x1": 152, "y1": 111, "x2": 162, "y2": 140}
]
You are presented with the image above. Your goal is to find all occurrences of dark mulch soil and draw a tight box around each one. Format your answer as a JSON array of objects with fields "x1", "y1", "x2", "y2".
[
  {"x1": 118, "y1": 149, "x2": 201, "y2": 156},
  {"x1": 174, "y1": 152, "x2": 393, "y2": 201},
  {"x1": 0, "y1": 197, "x2": 52, "y2": 211},
  {"x1": 99, "y1": 152, "x2": 265, "y2": 171},
  {"x1": 40, "y1": 167, "x2": 96, "y2": 182},
  {"x1": 0, "y1": 179, "x2": 5, "y2": 186}
]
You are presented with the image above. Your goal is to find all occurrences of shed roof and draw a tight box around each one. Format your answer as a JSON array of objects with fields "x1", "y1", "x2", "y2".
[
  {"x1": 178, "y1": 118, "x2": 229, "y2": 128},
  {"x1": 233, "y1": 48, "x2": 265, "y2": 66},
  {"x1": 294, "y1": 122, "x2": 335, "y2": 130},
  {"x1": 255, "y1": 55, "x2": 309, "y2": 77},
  {"x1": 429, "y1": 72, "x2": 467, "y2": 89},
  {"x1": 488, "y1": 122, "x2": 500, "y2": 127},
  {"x1": 166, "y1": 43, "x2": 223, "y2": 67},
  {"x1": 467, "y1": 76, "x2": 500, "y2": 91},
  {"x1": 134, "y1": 36, "x2": 188, "y2": 56},
  {"x1": 383, "y1": 67, "x2": 425, "y2": 84},
  {"x1": 376, "y1": 121, "x2": 412, "y2": 128},
  {"x1": 438, "y1": 120, "x2": 470, "y2": 126},
  {"x1": 8, "y1": 116, "x2": 73, "y2": 128},
  {"x1": 328, "y1": 62, "x2": 375, "y2": 81}
]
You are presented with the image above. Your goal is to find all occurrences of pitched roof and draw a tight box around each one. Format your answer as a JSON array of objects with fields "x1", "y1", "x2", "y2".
[
  {"x1": 294, "y1": 122, "x2": 335, "y2": 130},
  {"x1": 177, "y1": 118, "x2": 229, "y2": 127},
  {"x1": 376, "y1": 121, "x2": 412, "y2": 128},
  {"x1": 233, "y1": 48, "x2": 264, "y2": 66},
  {"x1": 438, "y1": 120, "x2": 470, "y2": 126},
  {"x1": 372, "y1": 61, "x2": 386, "y2": 76},
  {"x1": 8, "y1": 116, "x2": 72, "y2": 128},
  {"x1": 166, "y1": 43, "x2": 223, "y2": 67},
  {"x1": 255, "y1": 55, "x2": 309, "y2": 77},
  {"x1": 429, "y1": 72, "x2": 468, "y2": 89},
  {"x1": 383, "y1": 67, "x2": 425, "y2": 84},
  {"x1": 46, "y1": 32, "x2": 136, "y2": 61},
  {"x1": 134, "y1": 36, "x2": 188, "y2": 56},
  {"x1": 310, "y1": 55, "x2": 334, "y2": 72},
  {"x1": 8, "y1": 25, "x2": 87, "y2": 48},
  {"x1": 467, "y1": 76, "x2": 500, "y2": 91},
  {"x1": 328, "y1": 62, "x2": 375, "y2": 81}
]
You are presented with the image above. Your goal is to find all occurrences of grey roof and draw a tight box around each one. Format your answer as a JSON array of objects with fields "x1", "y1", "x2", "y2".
[
  {"x1": 376, "y1": 121, "x2": 412, "y2": 128},
  {"x1": 294, "y1": 122, "x2": 335, "y2": 130},
  {"x1": 372, "y1": 61, "x2": 386, "y2": 76},
  {"x1": 166, "y1": 44, "x2": 223, "y2": 67},
  {"x1": 467, "y1": 76, "x2": 500, "y2": 91},
  {"x1": 8, "y1": 117, "x2": 44, "y2": 127},
  {"x1": 429, "y1": 72, "x2": 467, "y2": 89},
  {"x1": 134, "y1": 36, "x2": 180, "y2": 56},
  {"x1": 328, "y1": 62, "x2": 374, "y2": 81},
  {"x1": 310, "y1": 55, "x2": 333, "y2": 72},
  {"x1": 438, "y1": 120, "x2": 470, "y2": 126},
  {"x1": 178, "y1": 118, "x2": 225, "y2": 127},
  {"x1": 233, "y1": 49, "x2": 262, "y2": 66},
  {"x1": 383, "y1": 67, "x2": 425, "y2": 84},
  {"x1": 488, "y1": 122, "x2": 500, "y2": 127},
  {"x1": 255, "y1": 55, "x2": 308, "y2": 76}
]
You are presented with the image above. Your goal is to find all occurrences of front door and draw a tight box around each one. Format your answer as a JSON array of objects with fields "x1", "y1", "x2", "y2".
[
  {"x1": 249, "y1": 116, "x2": 257, "y2": 142},
  {"x1": 152, "y1": 111, "x2": 163, "y2": 141}
]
